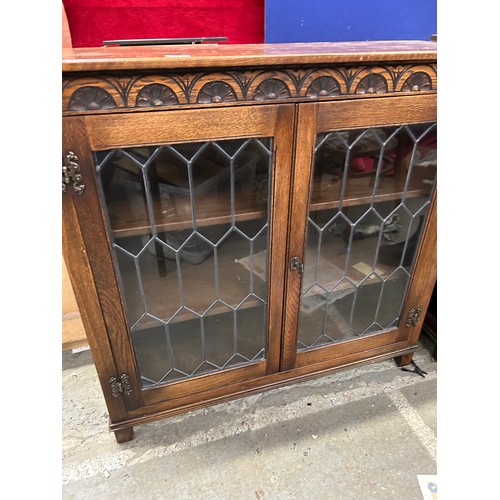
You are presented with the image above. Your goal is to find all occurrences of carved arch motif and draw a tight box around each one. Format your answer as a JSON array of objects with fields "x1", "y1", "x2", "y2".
[
  {"x1": 306, "y1": 76, "x2": 342, "y2": 98},
  {"x1": 127, "y1": 75, "x2": 188, "y2": 105},
  {"x1": 136, "y1": 84, "x2": 179, "y2": 107},
  {"x1": 355, "y1": 73, "x2": 389, "y2": 95},
  {"x1": 69, "y1": 86, "x2": 117, "y2": 111},
  {"x1": 253, "y1": 78, "x2": 291, "y2": 101},
  {"x1": 196, "y1": 81, "x2": 237, "y2": 104},
  {"x1": 401, "y1": 72, "x2": 433, "y2": 92}
]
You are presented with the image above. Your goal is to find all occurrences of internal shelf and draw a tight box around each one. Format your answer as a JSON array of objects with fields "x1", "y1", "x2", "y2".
[
  {"x1": 309, "y1": 165, "x2": 435, "y2": 212},
  {"x1": 107, "y1": 165, "x2": 434, "y2": 238},
  {"x1": 109, "y1": 187, "x2": 268, "y2": 237}
]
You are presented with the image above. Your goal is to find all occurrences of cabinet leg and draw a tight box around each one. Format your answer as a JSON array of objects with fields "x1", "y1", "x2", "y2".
[
  {"x1": 394, "y1": 353, "x2": 414, "y2": 367},
  {"x1": 113, "y1": 427, "x2": 134, "y2": 443}
]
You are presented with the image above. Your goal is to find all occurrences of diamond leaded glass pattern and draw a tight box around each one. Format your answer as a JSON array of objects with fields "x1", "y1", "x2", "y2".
[
  {"x1": 94, "y1": 138, "x2": 273, "y2": 387},
  {"x1": 297, "y1": 123, "x2": 437, "y2": 350}
]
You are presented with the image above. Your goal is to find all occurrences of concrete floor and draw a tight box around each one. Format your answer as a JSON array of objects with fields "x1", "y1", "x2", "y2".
[{"x1": 62, "y1": 341, "x2": 436, "y2": 499}]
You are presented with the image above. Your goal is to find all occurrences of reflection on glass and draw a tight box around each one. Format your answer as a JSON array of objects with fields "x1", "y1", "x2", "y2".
[
  {"x1": 94, "y1": 138, "x2": 272, "y2": 387},
  {"x1": 297, "y1": 123, "x2": 436, "y2": 350}
]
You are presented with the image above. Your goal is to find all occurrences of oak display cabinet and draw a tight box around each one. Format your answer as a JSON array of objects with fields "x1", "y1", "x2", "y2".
[{"x1": 62, "y1": 41, "x2": 437, "y2": 443}]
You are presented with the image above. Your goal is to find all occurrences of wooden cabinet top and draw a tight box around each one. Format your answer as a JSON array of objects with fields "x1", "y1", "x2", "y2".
[
  {"x1": 62, "y1": 41, "x2": 437, "y2": 115},
  {"x1": 62, "y1": 41, "x2": 437, "y2": 72}
]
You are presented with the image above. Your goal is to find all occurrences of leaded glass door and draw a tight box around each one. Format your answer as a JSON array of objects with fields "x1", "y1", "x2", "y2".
[
  {"x1": 282, "y1": 98, "x2": 437, "y2": 370},
  {"x1": 68, "y1": 105, "x2": 294, "y2": 407}
]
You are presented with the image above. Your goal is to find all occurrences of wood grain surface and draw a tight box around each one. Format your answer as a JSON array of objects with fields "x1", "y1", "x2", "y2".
[{"x1": 63, "y1": 41, "x2": 437, "y2": 72}]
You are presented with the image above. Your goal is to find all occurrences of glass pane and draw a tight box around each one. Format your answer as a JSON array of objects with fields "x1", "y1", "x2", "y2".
[
  {"x1": 297, "y1": 123, "x2": 436, "y2": 350},
  {"x1": 94, "y1": 138, "x2": 273, "y2": 388}
]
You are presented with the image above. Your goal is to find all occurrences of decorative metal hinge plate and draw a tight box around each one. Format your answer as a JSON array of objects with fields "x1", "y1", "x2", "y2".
[
  {"x1": 62, "y1": 151, "x2": 85, "y2": 195},
  {"x1": 406, "y1": 306, "x2": 423, "y2": 327},
  {"x1": 109, "y1": 374, "x2": 133, "y2": 398}
]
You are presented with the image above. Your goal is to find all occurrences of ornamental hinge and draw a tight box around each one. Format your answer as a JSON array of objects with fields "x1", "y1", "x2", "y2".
[
  {"x1": 109, "y1": 374, "x2": 133, "y2": 398},
  {"x1": 62, "y1": 151, "x2": 85, "y2": 195},
  {"x1": 406, "y1": 306, "x2": 423, "y2": 327}
]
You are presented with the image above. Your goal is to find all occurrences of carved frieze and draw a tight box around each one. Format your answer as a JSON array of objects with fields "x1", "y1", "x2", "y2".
[{"x1": 62, "y1": 64, "x2": 437, "y2": 113}]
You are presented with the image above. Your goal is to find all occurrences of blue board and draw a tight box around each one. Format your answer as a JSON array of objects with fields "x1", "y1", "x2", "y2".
[{"x1": 265, "y1": 0, "x2": 437, "y2": 43}]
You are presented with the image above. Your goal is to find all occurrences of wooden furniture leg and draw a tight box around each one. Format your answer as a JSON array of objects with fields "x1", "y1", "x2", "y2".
[
  {"x1": 394, "y1": 353, "x2": 414, "y2": 367},
  {"x1": 114, "y1": 427, "x2": 134, "y2": 443}
]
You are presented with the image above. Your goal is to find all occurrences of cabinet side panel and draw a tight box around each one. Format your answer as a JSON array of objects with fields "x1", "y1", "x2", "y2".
[
  {"x1": 62, "y1": 157, "x2": 131, "y2": 423},
  {"x1": 62, "y1": 257, "x2": 87, "y2": 350},
  {"x1": 63, "y1": 117, "x2": 143, "y2": 409}
]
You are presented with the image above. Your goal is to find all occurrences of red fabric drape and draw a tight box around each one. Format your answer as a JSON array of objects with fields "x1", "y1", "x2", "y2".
[{"x1": 63, "y1": 0, "x2": 264, "y2": 48}]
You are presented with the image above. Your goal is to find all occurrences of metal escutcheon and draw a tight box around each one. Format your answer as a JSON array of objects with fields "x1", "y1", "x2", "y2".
[{"x1": 290, "y1": 256, "x2": 304, "y2": 275}]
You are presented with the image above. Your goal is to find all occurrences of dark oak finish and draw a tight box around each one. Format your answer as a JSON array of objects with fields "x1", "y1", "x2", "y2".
[
  {"x1": 62, "y1": 162, "x2": 130, "y2": 423},
  {"x1": 64, "y1": 117, "x2": 143, "y2": 411},
  {"x1": 267, "y1": 104, "x2": 296, "y2": 373},
  {"x1": 114, "y1": 427, "x2": 134, "y2": 443},
  {"x1": 83, "y1": 106, "x2": 281, "y2": 150},
  {"x1": 282, "y1": 103, "x2": 318, "y2": 371},
  {"x1": 62, "y1": 42, "x2": 437, "y2": 442},
  {"x1": 316, "y1": 94, "x2": 436, "y2": 132},
  {"x1": 62, "y1": 63, "x2": 436, "y2": 114}
]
